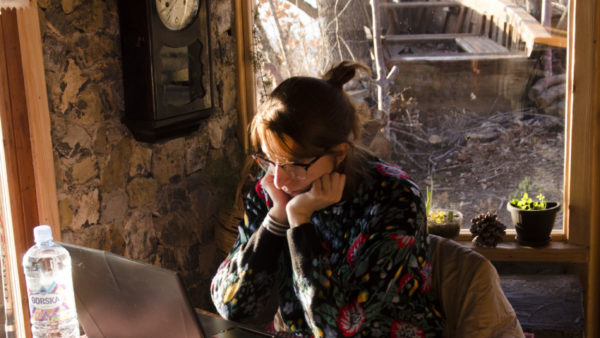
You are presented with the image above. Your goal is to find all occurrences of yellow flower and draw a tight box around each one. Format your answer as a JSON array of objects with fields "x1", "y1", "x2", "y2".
[
  {"x1": 357, "y1": 291, "x2": 367, "y2": 303},
  {"x1": 313, "y1": 328, "x2": 323, "y2": 338},
  {"x1": 326, "y1": 269, "x2": 332, "y2": 277},
  {"x1": 409, "y1": 280, "x2": 419, "y2": 296},
  {"x1": 381, "y1": 181, "x2": 388, "y2": 187},
  {"x1": 223, "y1": 281, "x2": 240, "y2": 303},
  {"x1": 394, "y1": 266, "x2": 404, "y2": 279},
  {"x1": 363, "y1": 273, "x2": 370, "y2": 281}
]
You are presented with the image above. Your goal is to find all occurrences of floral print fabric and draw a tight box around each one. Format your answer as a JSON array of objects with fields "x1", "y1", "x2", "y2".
[{"x1": 211, "y1": 159, "x2": 444, "y2": 337}]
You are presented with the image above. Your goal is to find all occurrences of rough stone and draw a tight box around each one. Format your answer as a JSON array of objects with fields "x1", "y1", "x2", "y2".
[
  {"x1": 129, "y1": 145, "x2": 153, "y2": 178},
  {"x1": 185, "y1": 134, "x2": 209, "y2": 175},
  {"x1": 71, "y1": 0, "x2": 106, "y2": 33},
  {"x1": 123, "y1": 208, "x2": 158, "y2": 262},
  {"x1": 93, "y1": 126, "x2": 108, "y2": 155},
  {"x1": 107, "y1": 223, "x2": 126, "y2": 255},
  {"x1": 61, "y1": 225, "x2": 107, "y2": 250},
  {"x1": 60, "y1": 59, "x2": 87, "y2": 113},
  {"x1": 85, "y1": 35, "x2": 115, "y2": 64},
  {"x1": 194, "y1": 244, "x2": 217, "y2": 277},
  {"x1": 152, "y1": 138, "x2": 185, "y2": 185},
  {"x1": 58, "y1": 197, "x2": 73, "y2": 229},
  {"x1": 61, "y1": 0, "x2": 82, "y2": 14},
  {"x1": 38, "y1": 0, "x2": 51, "y2": 9},
  {"x1": 127, "y1": 177, "x2": 159, "y2": 208},
  {"x1": 214, "y1": 0, "x2": 232, "y2": 35},
  {"x1": 207, "y1": 116, "x2": 227, "y2": 149},
  {"x1": 71, "y1": 155, "x2": 98, "y2": 184},
  {"x1": 221, "y1": 69, "x2": 237, "y2": 114},
  {"x1": 61, "y1": 122, "x2": 92, "y2": 157},
  {"x1": 160, "y1": 213, "x2": 198, "y2": 247},
  {"x1": 100, "y1": 138, "x2": 131, "y2": 193},
  {"x1": 76, "y1": 83, "x2": 104, "y2": 124},
  {"x1": 71, "y1": 188, "x2": 100, "y2": 230},
  {"x1": 101, "y1": 190, "x2": 128, "y2": 224}
]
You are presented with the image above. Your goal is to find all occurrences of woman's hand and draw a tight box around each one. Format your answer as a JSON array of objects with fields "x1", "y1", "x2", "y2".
[
  {"x1": 286, "y1": 172, "x2": 346, "y2": 227},
  {"x1": 260, "y1": 170, "x2": 290, "y2": 224}
]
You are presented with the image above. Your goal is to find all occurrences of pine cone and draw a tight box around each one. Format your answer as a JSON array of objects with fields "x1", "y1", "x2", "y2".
[{"x1": 470, "y1": 212, "x2": 506, "y2": 248}]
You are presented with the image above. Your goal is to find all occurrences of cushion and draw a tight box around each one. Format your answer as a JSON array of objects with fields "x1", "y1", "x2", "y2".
[{"x1": 429, "y1": 235, "x2": 524, "y2": 338}]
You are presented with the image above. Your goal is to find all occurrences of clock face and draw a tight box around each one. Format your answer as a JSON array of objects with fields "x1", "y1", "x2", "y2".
[{"x1": 155, "y1": 0, "x2": 200, "y2": 31}]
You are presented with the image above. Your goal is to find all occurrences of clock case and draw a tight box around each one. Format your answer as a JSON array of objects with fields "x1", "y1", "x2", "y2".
[{"x1": 118, "y1": 0, "x2": 215, "y2": 142}]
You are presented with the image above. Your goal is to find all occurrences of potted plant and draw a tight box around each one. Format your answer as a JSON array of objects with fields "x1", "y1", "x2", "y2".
[
  {"x1": 507, "y1": 192, "x2": 560, "y2": 247},
  {"x1": 425, "y1": 179, "x2": 462, "y2": 239}
]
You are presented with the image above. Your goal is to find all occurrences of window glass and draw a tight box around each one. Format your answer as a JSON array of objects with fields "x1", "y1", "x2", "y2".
[{"x1": 252, "y1": 0, "x2": 567, "y2": 230}]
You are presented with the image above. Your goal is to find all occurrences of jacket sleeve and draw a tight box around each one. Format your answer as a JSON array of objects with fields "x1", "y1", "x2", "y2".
[
  {"x1": 285, "y1": 179, "x2": 443, "y2": 337},
  {"x1": 210, "y1": 179, "x2": 287, "y2": 321}
]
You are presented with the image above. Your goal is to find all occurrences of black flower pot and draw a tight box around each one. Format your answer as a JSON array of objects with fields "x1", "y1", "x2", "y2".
[{"x1": 506, "y1": 202, "x2": 560, "y2": 247}]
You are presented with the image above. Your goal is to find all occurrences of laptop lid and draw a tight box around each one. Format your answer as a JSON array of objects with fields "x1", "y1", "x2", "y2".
[{"x1": 60, "y1": 242, "x2": 206, "y2": 338}]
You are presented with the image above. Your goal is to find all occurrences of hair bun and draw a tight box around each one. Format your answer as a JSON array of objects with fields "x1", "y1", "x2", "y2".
[{"x1": 322, "y1": 61, "x2": 371, "y2": 88}]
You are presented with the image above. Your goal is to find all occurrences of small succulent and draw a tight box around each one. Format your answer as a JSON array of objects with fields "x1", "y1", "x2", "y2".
[
  {"x1": 470, "y1": 212, "x2": 506, "y2": 247},
  {"x1": 510, "y1": 192, "x2": 547, "y2": 210}
]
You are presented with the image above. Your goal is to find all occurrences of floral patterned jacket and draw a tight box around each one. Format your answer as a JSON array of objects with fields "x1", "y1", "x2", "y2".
[{"x1": 211, "y1": 159, "x2": 445, "y2": 337}]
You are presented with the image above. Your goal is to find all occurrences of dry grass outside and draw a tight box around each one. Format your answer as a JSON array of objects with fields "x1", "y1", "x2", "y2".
[{"x1": 383, "y1": 92, "x2": 564, "y2": 230}]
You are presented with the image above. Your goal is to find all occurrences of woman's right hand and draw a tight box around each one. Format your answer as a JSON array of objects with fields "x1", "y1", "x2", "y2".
[{"x1": 260, "y1": 170, "x2": 290, "y2": 224}]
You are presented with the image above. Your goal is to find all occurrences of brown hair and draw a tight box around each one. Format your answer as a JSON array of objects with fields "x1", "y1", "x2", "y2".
[{"x1": 250, "y1": 61, "x2": 373, "y2": 195}]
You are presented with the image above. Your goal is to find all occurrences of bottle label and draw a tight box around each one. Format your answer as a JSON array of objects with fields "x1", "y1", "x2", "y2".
[{"x1": 27, "y1": 281, "x2": 75, "y2": 322}]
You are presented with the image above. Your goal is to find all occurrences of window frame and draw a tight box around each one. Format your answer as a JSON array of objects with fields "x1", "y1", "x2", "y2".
[
  {"x1": 0, "y1": 4, "x2": 60, "y2": 337},
  {"x1": 236, "y1": 0, "x2": 599, "y2": 335}
]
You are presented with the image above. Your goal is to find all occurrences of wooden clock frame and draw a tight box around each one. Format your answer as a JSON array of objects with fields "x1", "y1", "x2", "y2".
[{"x1": 117, "y1": 0, "x2": 215, "y2": 142}]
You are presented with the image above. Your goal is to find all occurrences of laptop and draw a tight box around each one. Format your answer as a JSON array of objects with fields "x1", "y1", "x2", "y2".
[{"x1": 59, "y1": 242, "x2": 274, "y2": 338}]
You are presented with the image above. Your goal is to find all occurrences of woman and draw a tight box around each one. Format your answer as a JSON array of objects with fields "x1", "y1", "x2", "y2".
[{"x1": 211, "y1": 61, "x2": 445, "y2": 337}]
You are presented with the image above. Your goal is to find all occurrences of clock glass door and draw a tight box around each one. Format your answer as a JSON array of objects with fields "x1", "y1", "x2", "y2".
[{"x1": 157, "y1": 40, "x2": 209, "y2": 118}]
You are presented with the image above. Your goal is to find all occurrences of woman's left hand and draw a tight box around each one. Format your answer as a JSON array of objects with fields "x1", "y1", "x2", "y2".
[{"x1": 286, "y1": 172, "x2": 346, "y2": 227}]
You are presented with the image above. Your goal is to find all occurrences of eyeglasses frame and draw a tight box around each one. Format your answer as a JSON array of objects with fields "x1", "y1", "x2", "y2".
[{"x1": 251, "y1": 153, "x2": 324, "y2": 179}]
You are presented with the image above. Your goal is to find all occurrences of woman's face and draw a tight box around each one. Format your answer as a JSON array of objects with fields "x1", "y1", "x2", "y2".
[{"x1": 261, "y1": 143, "x2": 347, "y2": 197}]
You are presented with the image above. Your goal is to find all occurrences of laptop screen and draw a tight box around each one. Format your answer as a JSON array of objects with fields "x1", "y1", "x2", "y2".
[{"x1": 60, "y1": 242, "x2": 206, "y2": 338}]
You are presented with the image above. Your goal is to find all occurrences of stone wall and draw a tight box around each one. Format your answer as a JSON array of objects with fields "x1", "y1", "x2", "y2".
[{"x1": 38, "y1": 0, "x2": 241, "y2": 309}]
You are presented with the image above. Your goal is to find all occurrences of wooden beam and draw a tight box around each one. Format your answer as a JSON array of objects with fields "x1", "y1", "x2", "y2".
[
  {"x1": 380, "y1": 1, "x2": 460, "y2": 9},
  {"x1": 0, "y1": 8, "x2": 38, "y2": 338},
  {"x1": 388, "y1": 52, "x2": 525, "y2": 64},
  {"x1": 383, "y1": 33, "x2": 476, "y2": 42},
  {"x1": 459, "y1": 241, "x2": 588, "y2": 263},
  {"x1": 456, "y1": 36, "x2": 509, "y2": 53},
  {"x1": 16, "y1": 1, "x2": 60, "y2": 234},
  {"x1": 586, "y1": 0, "x2": 600, "y2": 335},
  {"x1": 235, "y1": 0, "x2": 256, "y2": 153},
  {"x1": 455, "y1": 0, "x2": 554, "y2": 55}
]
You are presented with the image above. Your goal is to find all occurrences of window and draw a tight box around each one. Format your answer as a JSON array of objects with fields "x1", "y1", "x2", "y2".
[
  {"x1": 235, "y1": 1, "x2": 598, "y2": 334},
  {"x1": 248, "y1": 0, "x2": 574, "y2": 236}
]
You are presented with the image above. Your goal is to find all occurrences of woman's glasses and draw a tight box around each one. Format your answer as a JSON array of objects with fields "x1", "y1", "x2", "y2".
[{"x1": 252, "y1": 153, "x2": 323, "y2": 180}]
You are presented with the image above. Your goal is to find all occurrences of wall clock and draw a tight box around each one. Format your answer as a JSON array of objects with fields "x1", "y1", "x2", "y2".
[{"x1": 118, "y1": 0, "x2": 215, "y2": 142}]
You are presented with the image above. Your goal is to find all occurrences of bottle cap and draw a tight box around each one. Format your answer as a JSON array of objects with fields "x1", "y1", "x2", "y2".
[{"x1": 33, "y1": 225, "x2": 53, "y2": 243}]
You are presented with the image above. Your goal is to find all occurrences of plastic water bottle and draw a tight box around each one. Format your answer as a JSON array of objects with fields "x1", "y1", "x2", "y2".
[{"x1": 23, "y1": 225, "x2": 80, "y2": 337}]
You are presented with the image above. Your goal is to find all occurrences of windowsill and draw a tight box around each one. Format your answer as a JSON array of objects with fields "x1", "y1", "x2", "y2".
[
  {"x1": 454, "y1": 240, "x2": 589, "y2": 262},
  {"x1": 448, "y1": 230, "x2": 588, "y2": 262}
]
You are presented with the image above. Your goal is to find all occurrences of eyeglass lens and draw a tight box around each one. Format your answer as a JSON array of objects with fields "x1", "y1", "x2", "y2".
[{"x1": 254, "y1": 156, "x2": 308, "y2": 179}]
